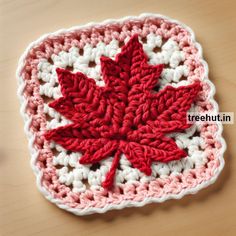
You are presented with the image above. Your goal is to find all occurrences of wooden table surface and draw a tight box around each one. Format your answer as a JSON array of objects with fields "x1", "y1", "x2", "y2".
[{"x1": 1, "y1": 0, "x2": 236, "y2": 235}]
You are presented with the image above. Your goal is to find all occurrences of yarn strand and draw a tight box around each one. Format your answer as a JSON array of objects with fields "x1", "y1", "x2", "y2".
[{"x1": 102, "y1": 150, "x2": 121, "y2": 189}]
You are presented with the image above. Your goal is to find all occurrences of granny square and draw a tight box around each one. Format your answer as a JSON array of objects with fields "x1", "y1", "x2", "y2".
[{"x1": 17, "y1": 13, "x2": 226, "y2": 215}]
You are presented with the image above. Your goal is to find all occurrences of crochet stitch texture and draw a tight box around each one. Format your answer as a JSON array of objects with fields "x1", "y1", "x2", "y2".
[
  {"x1": 45, "y1": 35, "x2": 201, "y2": 189},
  {"x1": 17, "y1": 13, "x2": 225, "y2": 215}
]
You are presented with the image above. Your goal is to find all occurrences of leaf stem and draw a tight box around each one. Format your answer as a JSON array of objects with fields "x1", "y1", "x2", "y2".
[{"x1": 102, "y1": 149, "x2": 121, "y2": 189}]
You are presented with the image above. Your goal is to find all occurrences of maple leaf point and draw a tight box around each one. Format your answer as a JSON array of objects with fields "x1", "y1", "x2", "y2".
[{"x1": 44, "y1": 34, "x2": 201, "y2": 189}]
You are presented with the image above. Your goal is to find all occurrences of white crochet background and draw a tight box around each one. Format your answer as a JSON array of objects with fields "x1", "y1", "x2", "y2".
[{"x1": 37, "y1": 33, "x2": 207, "y2": 193}]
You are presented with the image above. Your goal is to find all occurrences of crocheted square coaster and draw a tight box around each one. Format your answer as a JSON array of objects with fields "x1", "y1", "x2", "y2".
[{"x1": 17, "y1": 13, "x2": 225, "y2": 215}]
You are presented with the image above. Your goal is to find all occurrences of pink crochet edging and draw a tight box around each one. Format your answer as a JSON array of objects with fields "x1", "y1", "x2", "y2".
[{"x1": 17, "y1": 14, "x2": 225, "y2": 214}]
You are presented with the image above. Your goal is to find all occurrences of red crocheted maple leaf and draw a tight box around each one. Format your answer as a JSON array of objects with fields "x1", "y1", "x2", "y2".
[{"x1": 45, "y1": 35, "x2": 201, "y2": 189}]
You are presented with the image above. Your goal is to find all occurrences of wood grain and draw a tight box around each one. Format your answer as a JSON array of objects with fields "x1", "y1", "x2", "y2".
[{"x1": 0, "y1": 0, "x2": 236, "y2": 235}]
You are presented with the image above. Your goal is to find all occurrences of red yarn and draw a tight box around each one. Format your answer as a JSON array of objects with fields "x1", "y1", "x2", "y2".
[{"x1": 45, "y1": 35, "x2": 201, "y2": 189}]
